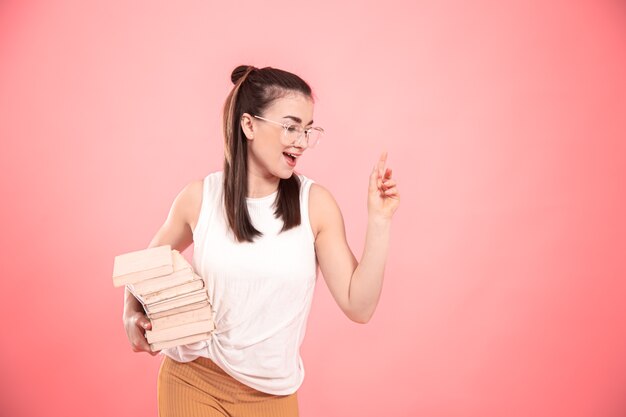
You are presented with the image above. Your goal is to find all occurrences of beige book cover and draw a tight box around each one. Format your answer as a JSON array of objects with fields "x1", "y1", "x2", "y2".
[
  {"x1": 145, "y1": 289, "x2": 209, "y2": 314},
  {"x1": 147, "y1": 300, "x2": 210, "y2": 319},
  {"x1": 150, "y1": 304, "x2": 213, "y2": 332},
  {"x1": 139, "y1": 279, "x2": 205, "y2": 305},
  {"x1": 150, "y1": 332, "x2": 212, "y2": 351},
  {"x1": 128, "y1": 253, "x2": 195, "y2": 295},
  {"x1": 112, "y1": 245, "x2": 173, "y2": 287},
  {"x1": 145, "y1": 319, "x2": 215, "y2": 344}
]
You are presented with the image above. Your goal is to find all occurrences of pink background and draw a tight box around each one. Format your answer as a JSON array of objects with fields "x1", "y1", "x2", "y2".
[{"x1": 1, "y1": 1, "x2": 625, "y2": 416}]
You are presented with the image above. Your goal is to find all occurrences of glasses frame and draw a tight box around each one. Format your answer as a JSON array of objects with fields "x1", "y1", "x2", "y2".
[{"x1": 252, "y1": 115, "x2": 324, "y2": 148}]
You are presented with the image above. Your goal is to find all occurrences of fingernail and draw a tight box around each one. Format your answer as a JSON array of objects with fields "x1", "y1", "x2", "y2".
[{"x1": 143, "y1": 323, "x2": 149, "y2": 329}]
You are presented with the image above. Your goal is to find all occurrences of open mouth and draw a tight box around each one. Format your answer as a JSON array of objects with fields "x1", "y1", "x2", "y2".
[{"x1": 283, "y1": 152, "x2": 297, "y2": 163}]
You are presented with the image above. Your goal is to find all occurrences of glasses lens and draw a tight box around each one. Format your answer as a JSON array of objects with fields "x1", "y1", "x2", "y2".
[
  {"x1": 283, "y1": 124, "x2": 323, "y2": 148},
  {"x1": 306, "y1": 128, "x2": 323, "y2": 148},
  {"x1": 284, "y1": 124, "x2": 303, "y2": 143}
]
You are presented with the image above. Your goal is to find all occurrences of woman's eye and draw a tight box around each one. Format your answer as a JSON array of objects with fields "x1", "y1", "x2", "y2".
[{"x1": 286, "y1": 125, "x2": 299, "y2": 133}]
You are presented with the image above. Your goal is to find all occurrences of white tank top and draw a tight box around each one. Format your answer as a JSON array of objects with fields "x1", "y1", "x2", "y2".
[{"x1": 161, "y1": 171, "x2": 318, "y2": 395}]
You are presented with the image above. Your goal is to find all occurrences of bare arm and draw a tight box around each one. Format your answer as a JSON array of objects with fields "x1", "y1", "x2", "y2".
[
  {"x1": 313, "y1": 152, "x2": 400, "y2": 324},
  {"x1": 122, "y1": 180, "x2": 202, "y2": 354}
]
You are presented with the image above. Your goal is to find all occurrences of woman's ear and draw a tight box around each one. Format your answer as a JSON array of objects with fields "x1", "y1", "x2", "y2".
[{"x1": 240, "y1": 113, "x2": 254, "y2": 140}]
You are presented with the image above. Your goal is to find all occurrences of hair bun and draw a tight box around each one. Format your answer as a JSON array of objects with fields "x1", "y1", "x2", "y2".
[{"x1": 231, "y1": 65, "x2": 255, "y2": 84}]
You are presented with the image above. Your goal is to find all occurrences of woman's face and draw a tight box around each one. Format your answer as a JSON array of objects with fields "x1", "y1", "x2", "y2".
[{"x1": 243, "y1": 92, "x2": 314, "y2": 180}]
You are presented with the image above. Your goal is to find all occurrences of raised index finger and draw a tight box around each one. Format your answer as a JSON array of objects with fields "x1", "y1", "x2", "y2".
[{"x1": 377, "y1": 151, "x2": 388, "y2": 178}]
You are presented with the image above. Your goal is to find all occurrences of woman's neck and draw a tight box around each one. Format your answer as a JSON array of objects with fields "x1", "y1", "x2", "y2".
[{"x1": 247, "y1": 171, "x2": 280, "y2": 198}]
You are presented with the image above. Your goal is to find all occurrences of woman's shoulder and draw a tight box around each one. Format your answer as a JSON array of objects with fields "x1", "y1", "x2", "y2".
[
  {"x1": 185, "y1": 178, "x2": 204, "y2": 199},
  {"x1": 308, "y1": 180, "x2": 343, "y2": 239},
  {"x1": 177, "y1": 179, "x2": 203, "y2": 230},
  {"x1": 180, "y1": 171, "x2": 222, "y2": 231},
  {"x1": 185, "y1": 171, "x2": 223, "y2": 193},
  {"x1": 309, "y1": 182, "x2": 338, "y2": 209},
  {"x1": 182, "y1": 172, "x2": 215, "y2": 199}
]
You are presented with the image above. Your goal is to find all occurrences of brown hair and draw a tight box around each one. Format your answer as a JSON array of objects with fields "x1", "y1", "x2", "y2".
[{"x1": 222, "y1": 65, "x2": 314, "y2": 243}]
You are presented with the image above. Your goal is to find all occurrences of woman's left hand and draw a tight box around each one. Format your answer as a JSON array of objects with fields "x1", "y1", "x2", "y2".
[{"x1": 368, "y1": 151, "x2": 400, "y2": 220}]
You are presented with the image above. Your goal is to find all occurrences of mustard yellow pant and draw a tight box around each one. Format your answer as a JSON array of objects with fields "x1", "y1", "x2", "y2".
[{"x1": 157, "y1": 355, "x2": 299, "y2": 417}]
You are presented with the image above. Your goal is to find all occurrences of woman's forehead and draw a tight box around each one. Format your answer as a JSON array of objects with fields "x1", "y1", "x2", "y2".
[{"x1": 266, "y1": 93, "x2": 314, "y2": 121}]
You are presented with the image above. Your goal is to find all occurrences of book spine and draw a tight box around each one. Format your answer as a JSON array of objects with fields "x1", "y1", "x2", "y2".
[
  {"x1": 139, "y1": 277, "x2": 204, "y2": 304},
  {"x1": 150, "y1": 306, "x2": 212, "y2": 331},
  {"x1": 145, "y1": 319, "x2": 215, "y2": 344},
  {"x1": 146, "y1": 301, "x2": 210, "y2": 319},
  {"x1": 113, "y1": 265, "x2": 174, "y2": 287},
  {"x1": 145, "y1": 291, "x2": 208, "y2": 314},
  {"x1": 150, "y1": 332, "x2": 212, "y2": 351},
  {"x1": 112, "y1": 245, "x2": 172, "y2": 281},
  {"x1": 131, "y1": 268, "x2": 194, "y2": 294}
]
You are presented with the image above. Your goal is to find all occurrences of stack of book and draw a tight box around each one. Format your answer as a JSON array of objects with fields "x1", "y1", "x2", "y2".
[{"x1": 112, "y1": 244, "x2": 215, "y2": 351}]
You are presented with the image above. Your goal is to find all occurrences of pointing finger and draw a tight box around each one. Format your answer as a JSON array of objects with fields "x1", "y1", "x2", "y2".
[{"x1": 378, "y1": 151, "x2": 388, "y2": 178}]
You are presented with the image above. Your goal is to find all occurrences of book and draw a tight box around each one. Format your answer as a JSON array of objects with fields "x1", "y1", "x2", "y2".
[
  {"x1": 150, "y1": 332, "x2": 213, "y2": 351},
  {"x1": 113, "y1": 245, "x2": 215, "y2": 351},
  {"x1": 138, "y1": 277, "x2": 205, "y2": 305},
  {"x1": 112, "y1": 245, "x2": 174, "y2": 287},
  {"x1": 128, "y1": 250, "x2": 195, "y2": 294},
  {"x1": 147, "y1": 300, "x2": 211, "y2": 320},
  {"x1": 144, "y1": 289, "x2": 209, "y2": 314},
  {"x1": 146, "y1": 319, "x2": 215, "y2": 344},
  {"x1": 149, "y1": 302, "x2": 213, "y2": 331}
]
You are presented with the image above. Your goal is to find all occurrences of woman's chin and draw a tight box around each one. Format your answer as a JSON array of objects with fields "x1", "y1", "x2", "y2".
[{"x1": 275, "y1": 166, "x2": 295, "y2": 178}]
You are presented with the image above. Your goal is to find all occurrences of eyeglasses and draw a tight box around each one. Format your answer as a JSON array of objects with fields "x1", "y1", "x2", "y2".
[{"x1": 253, "y1": 115, "x2": 324, "y2": 148}]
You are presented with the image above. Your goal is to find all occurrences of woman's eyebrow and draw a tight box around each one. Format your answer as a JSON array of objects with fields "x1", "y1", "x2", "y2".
[{"x1": 283, "y1": 115, "x2": 314, "y2": 126}]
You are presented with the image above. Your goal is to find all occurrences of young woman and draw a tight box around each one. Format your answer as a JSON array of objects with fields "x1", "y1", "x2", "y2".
[{"x1": 122, "y1": 65, "x2": 400, "y2": 417}]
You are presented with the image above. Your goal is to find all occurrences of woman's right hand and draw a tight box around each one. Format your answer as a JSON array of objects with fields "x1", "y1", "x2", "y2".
[{"x1": 124, "y1": 310, "x2": 159, "y2": 356}]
